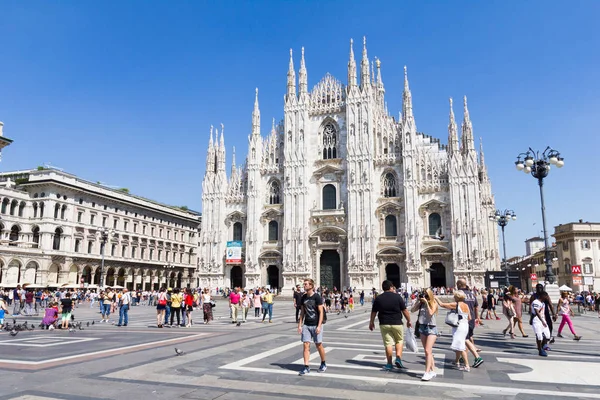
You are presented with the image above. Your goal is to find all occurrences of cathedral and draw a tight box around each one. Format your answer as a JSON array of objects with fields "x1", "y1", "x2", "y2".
[{"x1": 199, "y1": 38, "x2": 500, "y2": 295}]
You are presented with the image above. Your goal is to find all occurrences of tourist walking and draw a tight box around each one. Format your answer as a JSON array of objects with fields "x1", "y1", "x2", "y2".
[
  {"x1": 531, "y1": 292, "x2": 551, "y2": 356},
  {"x1": 202, "y1": 288, "x2": 213, "y2": 324},
  {"x1": 298, "y1": 278, "x2": 326, "y2": 375},
  {"x1": 502, "y1": 289, "x2": 516, "y2": 339},
  {"x1": 293, "y1": 284, "x2": 303, "y2": 323},
  {"x1": 169, "y1": 288, "x2": 183, "y2": 327},
  {"x1": 369, "y1": 280, "x2": 412, "y2": 371},
  {"x1": 456, "y1": 279, "x2": 484, "y2": 368},
  {"x1": 557, "y1": 291, "x2": 581, "y2": 340},
  {"x1": 60, "y1": 292, "x2": 74, "y2": 330},
  {"x1": 183, "y1": 288, "x2": 194, "y2": 327},
  {"x1": 437, "y1": 291, "x2": 471, "y2": 371},
  {"x1": 411, "y1": 288, "x2": 438, "y2": 381},
  {"x1": 229, "y1": 287, "x2": 241, "y2": 324},
  {"x1": 262, "y1": 289, "x2": 274, "y2": 323},
  {"x1": 508, "y1": 287, "x2": 528, "y2": 337},
  {"x1": 156, "y1": 288, "x2": 168, "y2": 328},
  {"x1": 530, "y1": 283, "x2": 557, "y2": 344},
  {"x1": 253, "y1": 289, "x2": 262, "y2": 318},
  {"x1": 240, "y1": 291, "x2": 250, "y2": 322}
]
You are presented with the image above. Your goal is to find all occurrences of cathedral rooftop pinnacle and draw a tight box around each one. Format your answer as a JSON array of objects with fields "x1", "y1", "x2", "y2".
[
  {"x1": 448, "y1": 97, "x2": 459, "y2": 154},
  {"x1": 287, "y1": 48, "x2": 296, "y2": 98},
  {"x1": 252, "y1": 88, "x2": 260, "y2": 135},
  {"x1": 299, "y1": 47, "x2": 308, "y2": 94},
  {"x1": 348, "y1": 38, "x2": 357, "y2": 87},
  {"x1": 360, "y1": 36, "x2": 370, "y2": 88}
]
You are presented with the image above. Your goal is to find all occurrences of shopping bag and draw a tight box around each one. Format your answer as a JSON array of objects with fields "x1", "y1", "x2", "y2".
[{"x1": 404, "y1": 326, "x2": 419, "y2": 353}]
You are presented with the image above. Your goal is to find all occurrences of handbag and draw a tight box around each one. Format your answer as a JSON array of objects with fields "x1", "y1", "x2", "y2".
[
  {"x1": 209, "y1": 300, "x2": 216, "y2": 308},
  {"x1": 414, "y1": 303, "x2": 423, "y2": 338},
  {"x1": 445, "y1": 305, "x2": 460, "y2": 327}
]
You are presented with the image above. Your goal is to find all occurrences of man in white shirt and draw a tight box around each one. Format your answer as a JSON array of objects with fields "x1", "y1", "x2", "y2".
[{"x1": 117, "y1": 289, "x2": 131, "y2": 327}]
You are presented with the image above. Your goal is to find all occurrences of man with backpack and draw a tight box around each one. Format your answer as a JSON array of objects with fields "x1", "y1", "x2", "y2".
[{"x1": 298, "y1": 278, "x2": 327, "y2": 375}]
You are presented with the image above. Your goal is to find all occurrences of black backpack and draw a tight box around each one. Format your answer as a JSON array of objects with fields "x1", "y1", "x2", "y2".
[{"x1": 321, "y1": 307, "x2": 327, "y2": 324}]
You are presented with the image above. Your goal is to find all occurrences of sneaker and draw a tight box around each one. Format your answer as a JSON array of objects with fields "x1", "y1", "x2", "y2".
[
  {"x1": 495, "y1": 317, "x2": 501, "y2": 320},
  {"x1": 543, "y1": 344, "x2": 551, "y2": 351},
  {"x1": 539, "y1": 350, "x2": 548, "y2": 357},
  {"x1": 318, "y1": 362, "x2": 327, "y2": 373},
  {"x1": 556, "y1": 334, "x2": 564, "y2": 338},
  {"x1": 299, "y1": 366, "x2": 310, "y2": 375},
  {"x1": 49, "y1": 325, "x2": 55, "y2": 330},
  {"x1": 421, "y1": 371, "x2": 433, "y2": 381},
  {"x1": 549, "y1": 337, "x2": 555, "y2": 344},
  {"x1": 394, "y1": 357, "x2": 407, "y2": 369},
  {"x1": 459, "y1": 365, "x2": 471, "y2": 372},
  {"x1": 472, "y1": 357, "x2": 484, "y2": 368},
  {"x1": 574, "y1": 336, "x2": 582, "y2": 341},
  {"x1": 382, "y1": 364, "x2": 394, "y2": 371}
]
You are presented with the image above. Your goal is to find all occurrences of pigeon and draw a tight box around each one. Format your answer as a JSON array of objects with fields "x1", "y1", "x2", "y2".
[
  {"x1": 174, "y1": 348, "x2": 184, "y2": 356},
  {"x1": 12, "y1": 319, "x2": 16, "y2": 325},
  {"x1": 91, "y1": 321, "x2": 95, "y2": 325},
  {"x1": 344, "y1": 315, "x2": 348, "y2": 318},
  {"x1": 30, "y1": 324, "x2": 35, "y2": 330},
  {"x1": 236, "y1": 322, "x2": 241, "y2": 327},
  {"x1": 86, "y1": 322, "x2": 90, "y2": 327},
  {"x1": 68, "y1": 327, "x2": 75, "y2": 333},
  {"x1": 71, "y1": 315, "x2": 75, "y2": 321},
  {"x1": 9, "y1": 329, "x2": 18, "y2": 337}
]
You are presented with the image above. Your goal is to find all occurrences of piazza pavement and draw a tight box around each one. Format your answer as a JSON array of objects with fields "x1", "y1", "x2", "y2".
[{"x1": 0, "y1": 298, "x2": 600, "y2": 400}]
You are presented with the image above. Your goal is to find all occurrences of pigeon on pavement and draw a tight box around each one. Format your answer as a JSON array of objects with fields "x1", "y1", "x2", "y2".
[
  {"x1": 174, "y1": 348, "x2": 184, "y2": 356},
  {"x1": 9, "y1": 329, "x2": 18, "y2": 337}
]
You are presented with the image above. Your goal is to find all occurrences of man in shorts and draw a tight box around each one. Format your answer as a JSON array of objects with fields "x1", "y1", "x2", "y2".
[
  {"x1": 60, "y1": 292, "x2": 74, "y2": 329},
  {"x1": 297, "y1": 278, "x2": 326, "y2": 375},
  {"x1": 369, "y1": 280, "x2": 412, "y2": 370}
]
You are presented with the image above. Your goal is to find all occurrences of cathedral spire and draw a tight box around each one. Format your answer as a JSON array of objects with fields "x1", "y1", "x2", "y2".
[
  {"x1": 206, "y1": 125, "x2": 216, "y2": 174},
  {"x1": 402, "y1": 66, "x2": 414, "y2": 124},
  {"x1": 271, "y1": 117, "x2": 276, "y2": 133},
  {"x1": 219, "y1": 123, "x2": 225, "y2": 149},
  {"x1": 287, "y1": 48, "x2": 296, "y2": 99},
  {"x1": 479, "y1": 137, "x2": 488, "y2": 179},
  {"x1": 299, "y1": 47, "x2": 308, "y2": 95},
  {"x1": 348, "y1": 38, "x2": 357, "y2": 88},
  {"x1": 217, "y1": 123, "x2": 226, "y2": 172},
  {"x1": 252, "y1": 88, "x2": 260, "y2": 136},
  {"x1": 448, "y1": 97, "x2": 459, "y2": 154},
  {"x1": 461, "y1": 95, "x2": 475, "y2": 155},
  {"x1": 360, "y1": 36, "x2": 370, "y2": 89},
  {"x1": 375, "y1": 57, "x2": 384, "y2": 91},
  {"x1": 231, "y1": 146, "x2": 237, "y2": 176}
]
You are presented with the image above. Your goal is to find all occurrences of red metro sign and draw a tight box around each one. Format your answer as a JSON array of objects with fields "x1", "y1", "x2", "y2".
[{"x1": 571, "y1": 265, "x2": 582, "y2": 275}]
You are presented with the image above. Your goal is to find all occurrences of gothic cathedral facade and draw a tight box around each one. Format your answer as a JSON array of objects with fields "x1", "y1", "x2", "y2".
[{"x1": 199, "y1": 39, "x2": 500, "y2": 295}]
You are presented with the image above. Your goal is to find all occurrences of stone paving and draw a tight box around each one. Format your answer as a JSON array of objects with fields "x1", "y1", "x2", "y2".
[{"x1": 1, "y1": 299, "x2": 600, "y2": 399}]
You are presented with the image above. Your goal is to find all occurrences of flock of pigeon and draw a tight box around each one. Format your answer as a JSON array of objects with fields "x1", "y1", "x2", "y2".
[{"x1": 2, "y1": 317, "x2": 95, "y2": 336}]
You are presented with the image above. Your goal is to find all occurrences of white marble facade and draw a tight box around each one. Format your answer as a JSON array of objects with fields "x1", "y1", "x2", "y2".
[{"x1": 199, "y1": 39, "x2": 500, "y2": 295}]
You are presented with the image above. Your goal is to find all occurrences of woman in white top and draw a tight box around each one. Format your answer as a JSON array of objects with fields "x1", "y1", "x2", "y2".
[
  {"x1": 557, "y1": 291, "x2": 581, "y2": 340},
  {"x1": 411, "y1": 288, "x2": 439, "y2": 381},
  {"x1": 202, "y1": 288, "x2": 213, "y2": 324},
  {"x1": 531, "y1": 292, "x2": 551, "y2": 356},
  {"x1": 437, "y1": 291, "x2": 471, "y2": 372}
]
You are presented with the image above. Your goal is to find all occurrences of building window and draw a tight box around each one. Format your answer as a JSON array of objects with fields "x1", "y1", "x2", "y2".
[
  {"x1": 562, "y1": 241, "x2": 568, "y2": 251},
  {"x1": 1, "y1": 198, "x2": 8, "y2": 214},
  {"x1": 40, "y1": 203, "x2": 44, "y2": 217},
  {"x1": 60, "y1": 205, "x2": 67, "y2": 220},
  {"x1": 134, "y1": 223, "x2": 138, "y2": 233},
  {"x1": 322, "y1": 123, "x2": 337, "y2": 159},
  {"x1": 111, "y1": 244, "x2": 116, "y2": 256},
  {"x1": 132, "y1": 247, "x2": 136, "y2": 258},
  {"x1": 382, "y1": 173, "x2": 397, "y2": 197},
  {"x1": 159, "y1": 228, "x2": 163, "y2": 238},
  {"x1": 122, "y1": 245, "x2": 127, "y2": 257},
  {"x1": 88, "y1": 241, "x2": 93, "y2": 254},
  {"x1": 584, "y1": 263, "x2": 594, "y2": 275},
  {"x1": 141, "y1": 248, "x2": 145, "y2": 259},
  {"x1": 53, "y1": 228, "x2": 62, "y2": 250},
  {"x1": 54, "y1": 203, "x2": 60, "y2": 219},
  {"x1": 33, "y1": 203, "x2": 38, "y2": 218},
  {"x1": 233, "y1": 222, "x2": 243, "y2": 241},
  {"x1": 90, "y1": 214, "x2": 95, "y2": 225},
  {"x1": 78, "y1": 211, "x2": 83, "y2": 223},
  {"x1": 269, "y1": 181, "x2": 281, "y2": 204},
  {"x1": 18, "y1": 202, "x2": 25, "y2": 217},
  {"x1": 150, "y1": 248, "x2": 154, "y2": 260},
  {"x1": 268, "y1": 221, "x2": 279, "y2": 241},
  {"x1": 124, "y1": 221, "x2": 128, "y2": 231},
  {"x1": 75, "y1": 239, "x2": 81, "y2": 253},
  {"x1": 581, "y1": 240, "x2": 591, "y2": 250},
  {"x1": 113, "y1": 219, "x2": 118, "y2": 229},
  {"x1": 102, "y1": 217, "x2": 107, "y2": 227},
  {"x1": 9, "y1": 225, "x2": 20, "y2": 246},
  {"x1": 32, "y1": 227, "x2": 40, "y2": 248},
  {"x1": 143, "y1": 225, "x2": 147, "y2": 235},
  {"x1": 428, "y1": 213, "x2": 442, "y2": 236},
  {"x1": 158, "y1": 250, "x2": 162, "y2": 261},
  {"x1": 385, "y1": 215, "x2": 397, "y2": 237},
  {"x1": 322, "y1": 184, "x2": 336, "y2": 210},
  {"x1": 151, "y1": 227, "x2": 155, "y2": 237}
]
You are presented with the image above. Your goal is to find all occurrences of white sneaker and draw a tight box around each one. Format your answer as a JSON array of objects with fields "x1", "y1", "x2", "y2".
[
  {"x1": 421, "y1": 371, "x2": 432, "y2": 381},
  {"x1": 49, "y1": 325, "x2": 55, "y2": 330}
]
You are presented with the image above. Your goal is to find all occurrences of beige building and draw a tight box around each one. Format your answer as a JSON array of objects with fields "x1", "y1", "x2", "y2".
[
  {"x1": 0, "y1": 124, "x2": 201, "y2": 290},
  {"x1": 553, "y1": 220, "x2": 600, "y2": 292}
]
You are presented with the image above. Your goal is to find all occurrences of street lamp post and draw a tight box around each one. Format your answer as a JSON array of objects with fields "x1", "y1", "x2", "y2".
[
  {"x1": 489, "y1": 209, "x2": 517, "y2": 287},
  {"x1": 515, "y1": 147, "x2": 564, "y2": 284},
  {"x1": 98, "y1": 228, "x2": 114, "y2": 288}
]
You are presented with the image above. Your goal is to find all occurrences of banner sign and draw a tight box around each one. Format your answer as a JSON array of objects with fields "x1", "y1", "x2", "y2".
[
  {"x1": 530, "y1": 273, "x2": 538, "y2": 281},
  {"x1": 572, "y1": 265, "x2": 582, "y2": 275},
  {"x1": 573, "y1": 276, "x2": 582, "y2": 285},
  {"x1": 226, "y1": 241, "x2": 243, "y2": 264},
  {"x1": 584, "y1": 276, "x2": 594, "y2": 285}
]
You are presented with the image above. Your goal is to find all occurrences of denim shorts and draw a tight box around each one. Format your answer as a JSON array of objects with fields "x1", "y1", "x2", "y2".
[{"x1": 418, "y1": 324, "x2": 438, "y2": 336}]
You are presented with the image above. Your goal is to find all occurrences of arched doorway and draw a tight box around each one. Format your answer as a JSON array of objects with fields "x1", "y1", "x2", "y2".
[
  {"x1": 429, "y1": 263, "x2": 446, "y2": 288},
  {"x1": 177, "y1": 271, "x2": 183, "y2": 288},
  {"x1": 117, "y1": 268, "x2": 125, "y2": 286},
  {"x1": 106, "y1": 268, "x2": 116, "y2": 287},
  {"x1": 48, "y1": 264, "x2": 59, "y2": 286},
  {"x1": 320, "y1": 250, "x2": 340, "y2": 290},
  {"x1": 68, "y1": 265, "x2": 78, "y2": 284},
  {"x1": 230, "y1": 266, "x2": 243, "y2": 288},
  {"x1": 93, "y1": 268, "x2": 101, "y2": 285},
  {"x1": 81, "y1": 266, "x2": 92, "y2": 284},
  {"x1": 169, "y1": 272, "x2": 176, "y2": 289},
  {"x1": 6, "y1": 260, "x2": 21, "y2": 284},
  {"x1": 385, "y1": 263, "x2": 400, "y2": 289},
  {"x1": 267, "y1": 265, "x2": 279, "y2": 292},
  {"x1": 24, "y1": 261, "x2": 38, "y2": 284}
]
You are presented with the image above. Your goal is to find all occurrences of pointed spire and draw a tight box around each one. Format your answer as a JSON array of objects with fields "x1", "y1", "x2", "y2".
[
  {"x1": 271, "y1": 117, "x2": 276, "y2": 133},
  {"x1": 219, "y1": 123, "x2": 225, "y2": 147},
  {"x1": 479, "y1": 137, "x2": 488, "y2": 180},
  {"x1": 208, "y1": 124, "x2": 214, "y2": 147},
  {"x1": 448, "y1": 98, "x2": 459, "y2": 154},
  {"x1": 287, "y1": 48, "x2": 296, "y2": 99},
  {"x1": 375, "y1": 57, "x2": 384, "y2": 89},
  {"x1": 461, "y1": 95, "x2": 475, "y2": 154},
  {"x1": 299, "y1": 47, "x2": 307, "y2": 94},
  {"x1": 402, "y1": 66, "x2": 414, "y2": 123},
  {"x1": 206, "y1": 125, "x2": 216, "y2": 174},
  {"x1": 348, "y1": 38, "x2": 357, "y2": 88},
  {"x1": 252, "y1": 88, "x2": 260, "y2": 136},
  {"x1": 231, "y1": 146, "x2": 237, "y2": 176},
  {"x1": 371, "y1": 60, "x2": 375, "y2": 85},
  {"x1": 360, "y1": 36, "x2": 370, "y2": 88}
]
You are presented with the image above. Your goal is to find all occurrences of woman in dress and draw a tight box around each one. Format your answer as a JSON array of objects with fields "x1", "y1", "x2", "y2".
[
  {"x1": 502, "y1": 288, "x2": 516, "y2": 339},
  {"x1": 479, "y1": 290, "x2": 488, "y2": 320},
  {"x1": 183, "y1": 288, "x2": 194, "y2": 327},
  {"x1": 437, "y1": 291, "x2": 471, "y2": 371},
  {"x1": 411, "y1": 288, "x2": 439, "y2": 381},
  {"x1": 557, "y1": 291, "x2": 581, "y2": 340},
  {"x1": 509, "y1": 287, "x2": 528, "y2": 337},
  {"x1": 202, "y1": 288, "x2": 213, "y2": 324}
]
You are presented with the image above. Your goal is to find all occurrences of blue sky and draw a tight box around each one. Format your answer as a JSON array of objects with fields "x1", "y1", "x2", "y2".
[{"x1": 0, "y1": 1, "x2": 598, "y2": 258}]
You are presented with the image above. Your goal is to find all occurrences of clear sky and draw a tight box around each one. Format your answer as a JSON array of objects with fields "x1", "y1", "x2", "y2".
[{"x1": 1, "y1": 1, "x2": 598, "y2": 258}]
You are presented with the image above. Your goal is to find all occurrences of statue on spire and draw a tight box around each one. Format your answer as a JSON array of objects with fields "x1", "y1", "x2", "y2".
[
  {"x1": 252, "y1": 88, "x2": 260, "y2": 136},
  {"x1": 360, "y1": 36, "x2": 370, "y2": 89},
  {"x1": 348, "y1": 38, "x2": 357, "y2": 88},
  {"x1": 448, "y1": 97, "x2": 459, "y2": 154},
  {"x1": 287, "y1": 48, "x2": 296, "y2": 99}
]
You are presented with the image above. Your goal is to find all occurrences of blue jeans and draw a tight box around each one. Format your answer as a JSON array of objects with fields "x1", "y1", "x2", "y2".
[
  {"x1": 164, "y1": 305, "x2": 171, "y2": 324},
  {"x1": 101, "y1": 303, "x2": 111, "y2": 316},
  {"x1": 118, "y1": 305, "x2": 129, "y2": 325}
]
